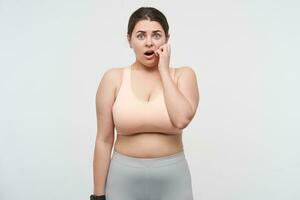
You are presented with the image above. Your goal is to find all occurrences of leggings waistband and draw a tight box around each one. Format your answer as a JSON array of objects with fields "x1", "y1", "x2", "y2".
[{"x1": 111, "y1": 150, "x2": 186, "y2": 168}]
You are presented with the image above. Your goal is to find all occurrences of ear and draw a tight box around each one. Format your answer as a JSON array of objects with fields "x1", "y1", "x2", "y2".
[
  {"x1": 166, "y1": 33, "x2": 170, "y2": 43},
  {"x1": 127, "y1": 35, "x2": 132, "y2": 48}
]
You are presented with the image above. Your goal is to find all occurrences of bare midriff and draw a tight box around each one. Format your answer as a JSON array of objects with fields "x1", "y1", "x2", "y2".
[{"x1": 114, "y1": 132, "x2": 184, "y2": 158}]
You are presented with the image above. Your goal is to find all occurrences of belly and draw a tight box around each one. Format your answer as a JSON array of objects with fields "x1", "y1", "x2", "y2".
[{"x1": 114, "y1": 131, "x2": 184, "y2": 158}]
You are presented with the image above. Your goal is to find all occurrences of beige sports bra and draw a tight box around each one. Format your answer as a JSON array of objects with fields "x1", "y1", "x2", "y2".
[{"x1": 112, "y1": 65, "x2": 183, "y2": 135}]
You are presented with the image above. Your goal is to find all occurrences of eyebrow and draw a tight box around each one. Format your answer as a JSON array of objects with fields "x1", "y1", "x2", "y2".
[{"x1": 136, "y1": 30, "x2": 162, "y2": 34}]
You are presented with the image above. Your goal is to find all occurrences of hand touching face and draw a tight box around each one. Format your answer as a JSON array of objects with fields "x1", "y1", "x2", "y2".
[{"x1": 155, "y1": 43, "x2": 171, "y2": 70}]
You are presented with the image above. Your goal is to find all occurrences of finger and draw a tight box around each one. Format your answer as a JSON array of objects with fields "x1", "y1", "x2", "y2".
[
  {"x1": 159, "y1": 47, "x2": 164, "y2": 54},
  {"x1": 165, "y1": 44, "x2": 169, "y2": 53},
  {"x1": 159, "y1": 45, "x2": 164, "y2": 51},
  {"x1": 164, "y1": 44, "x2": 168, "y2": 54},
  {"x1": 160, "y1": 44, "x2": 166, "y2": 53},
  {"x1": 155, "y1": 49, "x2": 160, "y2": 56}
]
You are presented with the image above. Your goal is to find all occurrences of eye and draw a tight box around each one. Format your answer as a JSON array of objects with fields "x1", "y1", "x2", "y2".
[
  {"x1": 153, "y1": 33, "x2": 161, "y2": 39},
  {"x1": 137, "y1": 34, "x2": 144, "y2": 39}
]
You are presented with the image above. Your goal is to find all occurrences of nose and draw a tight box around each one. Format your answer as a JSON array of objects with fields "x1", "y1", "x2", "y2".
[{"x1": 145, "y1": 36, "x2": 153, "y2": 47}]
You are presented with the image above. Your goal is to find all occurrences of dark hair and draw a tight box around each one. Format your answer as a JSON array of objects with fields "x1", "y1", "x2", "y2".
[{"x1": 127, "y1": 7, "x2": 169, "y2": 39}]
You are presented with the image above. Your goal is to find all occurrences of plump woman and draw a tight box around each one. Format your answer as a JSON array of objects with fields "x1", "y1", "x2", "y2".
[{"x1": 90, "y1": 6, "x2": 199, "y2": 200}]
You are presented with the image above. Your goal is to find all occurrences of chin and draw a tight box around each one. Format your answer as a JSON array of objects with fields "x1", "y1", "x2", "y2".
[
  {"x1": 145, "y1": 63, "x2": 158, "y2": 68},
  {"x1": 136, "y1": 56, "x2": 158, "y2": 68},
  {"x1": 145, "y1": 60, "x2": 159, "y2": 67}
]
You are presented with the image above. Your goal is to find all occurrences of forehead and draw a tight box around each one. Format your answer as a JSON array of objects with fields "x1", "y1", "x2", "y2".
[{"x1": 133, "y1": 20, "x2": 164, "y2": 33}]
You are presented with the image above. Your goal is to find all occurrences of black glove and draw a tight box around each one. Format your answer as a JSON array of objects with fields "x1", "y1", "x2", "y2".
[{"x1": 90, "y1": 194, "x2": 106, "y2": 200}]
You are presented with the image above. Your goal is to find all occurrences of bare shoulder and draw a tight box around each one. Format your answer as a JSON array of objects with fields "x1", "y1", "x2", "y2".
[
  {"x1": 98, "y1": 66, "x2": 128, "y2": 100},
  {"x1": 100, "y1": 66, "x2": 123, "y2": 80},
  {"x1": 99, "y1": 66, "x2": 125, "y2": 88},
  {"x1": 172, "y1": 66, "x2": 197, "y2": 80}
]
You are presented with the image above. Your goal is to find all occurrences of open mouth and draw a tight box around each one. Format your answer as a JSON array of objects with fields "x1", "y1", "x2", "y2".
[{"x1": 144, "y1": 50, "x2": 155, "y2": 56}]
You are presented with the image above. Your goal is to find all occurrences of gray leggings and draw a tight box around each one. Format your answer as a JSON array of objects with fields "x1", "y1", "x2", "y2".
[{"x1": 105, "y1": 150, "x2": 194, "y2": 200}]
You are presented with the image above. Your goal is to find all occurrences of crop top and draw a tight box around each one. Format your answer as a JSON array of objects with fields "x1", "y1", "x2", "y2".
[{"x1": 112, "y1": 65, "x2": 183, "y2": 135}]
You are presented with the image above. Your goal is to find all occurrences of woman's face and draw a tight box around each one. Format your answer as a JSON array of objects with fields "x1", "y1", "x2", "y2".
[{"x1": 128, "y1": 19, "x2": 169, "y2": 67}]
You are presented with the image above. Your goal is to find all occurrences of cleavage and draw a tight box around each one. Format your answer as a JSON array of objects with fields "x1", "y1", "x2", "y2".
[{"x1": 131, "y1": 71, "x2": 162, "y2": 102}]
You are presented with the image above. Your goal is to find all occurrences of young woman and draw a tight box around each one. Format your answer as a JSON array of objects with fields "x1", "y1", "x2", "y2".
[{"x1": 90, "y1": 6, "x2": 199, "y2": 200}]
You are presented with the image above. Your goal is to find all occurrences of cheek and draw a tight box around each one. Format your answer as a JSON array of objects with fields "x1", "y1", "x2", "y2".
[
  {"x1": 131, "y1": 42, "x2": 142, "y2": 49},
  {"x1": 132, "y1": 47, "x2": 144, "y2": 57},
  {"x1": 154, "y1": 40, "x2": 165, "y2": 48}
]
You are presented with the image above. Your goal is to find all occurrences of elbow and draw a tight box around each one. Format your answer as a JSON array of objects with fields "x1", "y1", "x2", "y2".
[
  {"x1": 174, "y1": 111, "x2": 195, "y2": 129},
  {"x1": 173, "y1": 106, "x2": 196, "y2": 129},
  {"x1": 174, "y1": 118, "x2": 191, "y2": 129}
]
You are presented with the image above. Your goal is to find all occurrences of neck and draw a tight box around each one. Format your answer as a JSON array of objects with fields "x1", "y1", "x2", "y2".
[{"x1": 131, "y1": 60, "x2": 159, "y2": 73}]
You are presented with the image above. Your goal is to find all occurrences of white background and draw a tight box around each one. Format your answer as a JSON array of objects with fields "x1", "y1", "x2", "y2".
[{"x1": 0, "y1": 0, "x2": 299, "y2": 199}]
